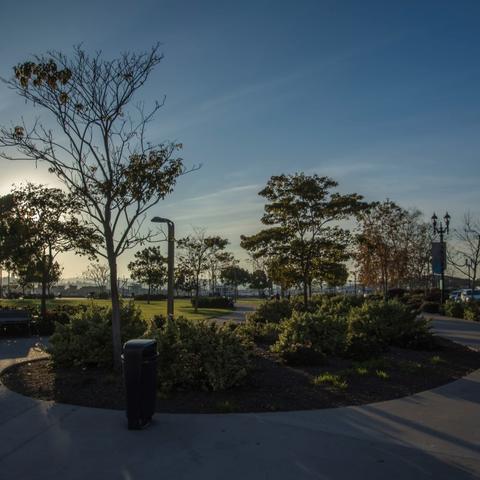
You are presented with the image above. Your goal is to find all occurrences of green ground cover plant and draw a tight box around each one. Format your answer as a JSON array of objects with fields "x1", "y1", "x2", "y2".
[{"x1": 312, "y1": 372, "x2": 348, "y2": 390}]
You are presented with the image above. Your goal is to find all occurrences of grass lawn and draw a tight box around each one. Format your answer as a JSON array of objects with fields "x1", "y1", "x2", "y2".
[{"x1": 0, "y1": 297, "x2": 244, "y2": 322}]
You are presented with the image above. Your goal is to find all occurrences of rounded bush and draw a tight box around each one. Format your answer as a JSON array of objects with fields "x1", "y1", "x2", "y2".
[
  {"x1": 463, "y1": 303, "x2": 479, "y2": 322},
  {"x1": 49, "y1": 302, "x2": 147, "y2": 369},
  {"x1": 271, "y1": 310, "x2": 347, "y2": 365},
  {"x1": 246, "y1": 298, "x2": 293, "y2": 324},
  {"x1": 192, "y1": 296, "x2": 234, "y2": 309},
  {"x1": 235, "y1": 320, "x2": 280, "y2": 345},
  {"x1": 444, "y1": 300, "x2": 464, "y2": 319},
  {"x1": 149, "y1": 316, "x2": 252, "y2": 392},
  {"x1": 346, "y1": 300, "x2": 433, "y2": 359}
]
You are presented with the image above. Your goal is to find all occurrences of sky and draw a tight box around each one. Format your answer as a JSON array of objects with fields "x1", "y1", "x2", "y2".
[{"x1": 0, "y1": 0, "x2": 479, "y2": 278}]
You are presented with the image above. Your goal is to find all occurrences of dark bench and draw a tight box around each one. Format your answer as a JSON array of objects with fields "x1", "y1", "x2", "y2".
[{"x1": 0, "y1": 309, "x2": 32, "y2": 335}]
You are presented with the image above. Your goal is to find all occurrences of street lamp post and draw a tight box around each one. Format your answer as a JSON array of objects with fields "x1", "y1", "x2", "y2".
[
  {"x1": 151, "y1": 217, "x2": 175, "y2": 319},
  {"x1": 431, "y1": 212, "x2": 450, "y2": 304}
]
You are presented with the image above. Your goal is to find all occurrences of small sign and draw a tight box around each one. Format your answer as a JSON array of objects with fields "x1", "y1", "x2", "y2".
[{"x1": 432, "y1": 242, "x2": 446, "y2": 275}]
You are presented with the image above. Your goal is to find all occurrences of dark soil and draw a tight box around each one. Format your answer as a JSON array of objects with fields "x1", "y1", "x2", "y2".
[{"x1": 2, "y1": 337, "x2": 480, "y2": 413}]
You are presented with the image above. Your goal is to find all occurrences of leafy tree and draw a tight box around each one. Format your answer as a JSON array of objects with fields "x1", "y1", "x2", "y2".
[
  {"x1": 177, "y1": 231, "x2": 210, "y2": 313},
  {"x1": 317, "y1": 262, "x2": 348, "y2": 288},
  {"x1": 83, "y1": 262, "x2": 110, "y2": 292},
  {"x1": 266, "y1": 256, "x2": 299, "y2": 296},
  {"x1": 241, "y1": 173, "x2": 365, "y2": 305},
  {"x1": 15, "y1": 256, "x2": 62, "y2": 295},
  {"x1": 220, "y1": 264, "x2": 251, "y2": 299},
  {"x1": 204, "y1": 236, "x2": 231, "y2": 295},
  {"x1": 177, "y1": 230, "x2": 230, "y2": 312},
  {"x1": 128, "y1": 246, "x2": 167, "y2": 303},
  {"x1": 0, "y1": 184, "x2": 96, "y2": 317},
  {"x1": 249, "y1": 269, "x2": 270, "y2": 296},
  {"x1": 356, "y1": 201, "x2": 431, "y2": 296},
  {"x1": 0, "y1": 46, "x2": 193, "y2": 368},
  {"x1": 174, "y1": 264, "x2": 196, "y2": 296}
]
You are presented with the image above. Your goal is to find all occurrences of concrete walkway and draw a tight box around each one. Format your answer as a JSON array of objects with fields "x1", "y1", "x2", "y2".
[
  {"x1": 212, "y1": 302, "x2": 257, "y2": 323},
  {"x1": 0, "y1": 318, "x2": 480, "y2": 479}
]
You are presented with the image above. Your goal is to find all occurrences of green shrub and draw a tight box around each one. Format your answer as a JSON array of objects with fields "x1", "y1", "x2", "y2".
[
  {"x1": 36, "y1": 309, "x2": 70, "y2": 335},
  {"x1": 346, "y1": 300, "x2": 433, "y2": 359},
  {"x1": 420, "y1": 301, "x2": 440, "y2": 314},
  {"x1": 444, "y1": 300, "x2": 464, "y2": 318},
  {"x1": 150, "y1": 316, "x2": 251, "y2": 392},
  {"x1": 271, "y1": 310, "x2": 347, "y2": 365},
  {"x1": 463, "y1": 303, "x2": 480, "y2": 321},
  {"x1": 49, "y1": 302, "x2": 147, "y2": 368},
  {"x1": 235, "y1": 320, "x2": 280, "y2": 345},
  {"x1": 246, "y1": 298, "x2": 293, "y2": 324},
  {"x1": 192, "y1": 296, "x2": 234, "y2": 309},
  {"x1": 315, "y1": 295, "x2": 364, "y2": 317},
  {"x1": 134, "y1": 293, "x2": 166, "y2": 301}
]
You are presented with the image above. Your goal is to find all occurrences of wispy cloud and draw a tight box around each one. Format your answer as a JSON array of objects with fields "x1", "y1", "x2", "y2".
[{"x1": 181, "y1": 183, "x2": 261, "y2": 203}]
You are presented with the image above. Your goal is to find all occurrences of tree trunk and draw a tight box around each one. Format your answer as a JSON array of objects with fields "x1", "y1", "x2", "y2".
[
  {"x1": 147, "y1": 284, "x2": 151, "y2": 304},
  {"x1": 41, "y1": 252, "x2": 47, "y2": 320},
  {"x1": 194, "y1": 283, "x2": 199, "y2": 313},
  {"x1": 303, "y1": 279, "x2": 308, "y2": 306},
  {"x1": 106, "y1": 236, "x2": 122, "y2": 371}
]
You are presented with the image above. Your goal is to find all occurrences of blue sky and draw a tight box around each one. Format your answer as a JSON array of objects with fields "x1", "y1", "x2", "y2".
[{"x1": 0, "y1": 0, "x2": 479, "y2": 277}]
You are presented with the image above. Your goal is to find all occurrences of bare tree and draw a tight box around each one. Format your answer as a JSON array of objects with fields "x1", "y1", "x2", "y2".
[
  {"x1": 83, "y1": 262, "x2": 109, "y2": 291},
  {"x1": 448, "y1": 213, "x2": 480, "y2": 289},
  {"x1": 0, "y1": 46, "x2": 196, "y2": 368}
]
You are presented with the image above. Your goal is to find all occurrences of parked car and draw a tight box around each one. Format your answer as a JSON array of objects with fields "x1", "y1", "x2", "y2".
[
  {"x1": 461, "y1": 289, "x2": 480, "y2": 303},
  {"x1": 449, "y1": 290, "x2": 463, "y2": 301}
]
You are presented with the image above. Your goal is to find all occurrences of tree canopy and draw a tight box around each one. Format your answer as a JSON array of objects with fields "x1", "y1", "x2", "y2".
[
  {"x1": 128, "y1": 246, "x2": 167, "y2": 302},
  {"x1": 355, "y1": 200, "x2": 431, "y2": 296},
  {"x1": 0, "y1": 183, "x2": 96, "y2": 315},
  {"x1": 0, "y1": 46, "x2": 194, "y2": 368},
  {"x1": 241, "y1": 173, "x2": 366, "y2": 304}
]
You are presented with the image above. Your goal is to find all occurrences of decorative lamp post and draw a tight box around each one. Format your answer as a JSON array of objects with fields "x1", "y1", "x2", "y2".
[
  {"x1": 151, "y1": 217, "x2": 175, "y2": 318},
  {"x1": 431, "y1": 212, "x2": 450, "y2": 304}
]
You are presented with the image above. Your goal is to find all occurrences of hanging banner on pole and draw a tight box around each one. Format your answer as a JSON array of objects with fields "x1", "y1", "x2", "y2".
[{"x1": 432, "y1": 242, "x2": 446, "y2": 275}]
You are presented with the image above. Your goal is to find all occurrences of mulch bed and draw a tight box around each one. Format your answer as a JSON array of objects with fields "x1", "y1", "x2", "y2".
[{"x1": 2, "y1": 337, "x2": 480, "y2": 413}]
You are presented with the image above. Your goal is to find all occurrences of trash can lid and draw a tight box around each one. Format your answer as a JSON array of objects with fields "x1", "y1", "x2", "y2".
[{"x1": 123, "y1": 339, "x2": 157, "y2": 357}]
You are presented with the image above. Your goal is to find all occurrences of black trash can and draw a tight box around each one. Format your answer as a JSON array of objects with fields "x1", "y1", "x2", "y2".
[{"x1": 122, "y1": 339, "x2": 158, "y2": 430}]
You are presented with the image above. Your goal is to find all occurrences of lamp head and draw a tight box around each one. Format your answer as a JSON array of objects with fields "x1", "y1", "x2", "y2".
[
  {"x1": 151, "y1": 216, "x2": 169, "y2": 223},
  {"x1": 431, "y1": 212, "x2": 438, "y2": 232},
  {"x1": 444, "y1": 212, "x2": 450, "y2": 232}
]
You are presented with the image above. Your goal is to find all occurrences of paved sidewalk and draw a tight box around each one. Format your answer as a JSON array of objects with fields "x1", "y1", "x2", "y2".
[
  {"x1": 0, "y1": 318, "x2": 479, "y2": 479},
  {"x1": 212, "y1": 302, "x2": 257, "y2": 323}
]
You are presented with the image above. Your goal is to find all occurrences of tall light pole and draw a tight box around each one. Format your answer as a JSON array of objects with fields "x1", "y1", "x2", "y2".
[
  {"x1": 151, "y1": 217, "x2": 175, "y2": 318},
  {"x1": 431, "y1": 212, "x2": 450, "y2": 304}
]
